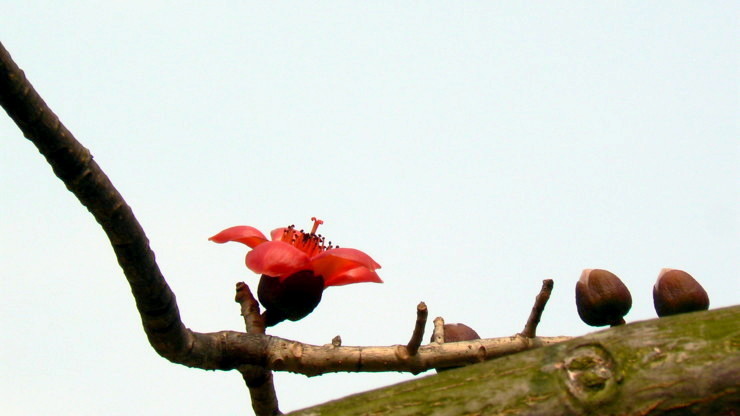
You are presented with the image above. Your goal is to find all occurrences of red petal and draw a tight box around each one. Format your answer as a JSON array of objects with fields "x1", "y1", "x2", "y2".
[
  {"x1": 310, "y1": 248, "x2": 381, "y2": 287},
  {"x1": 323, "y1": 266, "x2": 383, "y2": 287},
  {"x1": 312, "y1": 248, "x2": 381, "y2": 270},
  {"x1": 270, "y1": 227, "x2": 288, "y2": 241},
  {"x1": 209, "y1": 226, "x2": 268, "y2": 248},
  {"x1": 245, "y1": 241, "x2": 311, "y2": 278}
]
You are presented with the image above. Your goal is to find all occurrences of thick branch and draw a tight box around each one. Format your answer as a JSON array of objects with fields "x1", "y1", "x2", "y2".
[
  {"x1": 203, "y1": 330, "x2": 570, "y2": 375},
  {"x1": 290, "y1": 305, "x2": 740, "y2": 415},
  {"x1": 0, "y1": 41, "x2": 195, "y2": 364}
]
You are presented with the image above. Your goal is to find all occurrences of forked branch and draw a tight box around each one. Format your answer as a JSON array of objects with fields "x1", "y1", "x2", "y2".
[{"x1": 236, "y1": 283, "x2": 281, "y2": 415}]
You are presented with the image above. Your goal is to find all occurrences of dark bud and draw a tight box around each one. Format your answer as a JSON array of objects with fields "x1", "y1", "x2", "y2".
[
  {"x1": 257, "y1": 270, "x2": 325, "y2": 327},
  {"x1": 653, "y1": 268, "x2": 709, "y2": 317},
  {"x1": 575, "y1": 269, "x2": 632, "y2": 327},
  {"x1": 431, "y1": 323, "x2": 481, "y2": 373},
  {"x1": 442, "y1": 323, "x2": 480, "y2": 343}
]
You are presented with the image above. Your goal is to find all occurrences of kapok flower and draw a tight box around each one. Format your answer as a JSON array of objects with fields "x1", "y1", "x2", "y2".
[{"x1": 209, "y1": 217, "x2": 382, "y2": 326}]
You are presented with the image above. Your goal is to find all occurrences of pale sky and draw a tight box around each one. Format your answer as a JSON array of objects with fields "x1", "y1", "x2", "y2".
[{"x1": 1, "y1": 3, "x2": 738, "y2": 415}]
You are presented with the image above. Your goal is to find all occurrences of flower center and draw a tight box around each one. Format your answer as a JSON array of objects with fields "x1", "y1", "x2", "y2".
[{"x1": 280, "y1": 217, "x2": 335, "y2": 258}]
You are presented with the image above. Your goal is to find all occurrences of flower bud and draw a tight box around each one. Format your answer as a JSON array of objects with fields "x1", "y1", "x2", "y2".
[
  {"x1": 257, "y1": 271, "x2": 324, "y2": 327},
  {"x1": 653, "y1": 268, "x2": 709, "y2": 317},
  {"x1": 575, "y1": 269, "x2": 632, "y2": 327},
  {"x1": 431, "y1": 323, "x2": 480, "y2": 372},
  {"x1": 444, "y1": 323, "x2": 480, "y2": 342}
]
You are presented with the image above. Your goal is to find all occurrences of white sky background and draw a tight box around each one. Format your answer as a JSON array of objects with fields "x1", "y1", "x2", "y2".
[{"x1": 1, "y1": 3, "x2": 738, "y2": 415}]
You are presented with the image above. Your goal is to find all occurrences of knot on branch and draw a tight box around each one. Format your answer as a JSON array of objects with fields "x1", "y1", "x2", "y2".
[{"x1": 561, "y1": 343, "x2": 620, "y2": 408}]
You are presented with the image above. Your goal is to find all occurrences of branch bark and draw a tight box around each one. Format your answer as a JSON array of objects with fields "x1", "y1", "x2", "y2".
[
  {"x1": 521, "y1": 279, "x2": 553, "y2": 338},
  {"x1": 236, "y1": 283, "x2": 282, "y2": 415},
  {"x1": 405, "y1": 302, "x2": 428, "y2": 356},
  {"x1": 289, "y1": 305, "x2": 740, "y2": 415},
  {"x1": 0, "y1": 41, "x2": 196, "y2": 364}
]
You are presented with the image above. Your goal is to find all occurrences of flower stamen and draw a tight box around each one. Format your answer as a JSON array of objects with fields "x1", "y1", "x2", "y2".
[
  {"x1": 310, "y1": 217, "x2": 324, "y2": 234},
  {"x1": 280, "y1": 218, "x2": 330, "y2": 258}
]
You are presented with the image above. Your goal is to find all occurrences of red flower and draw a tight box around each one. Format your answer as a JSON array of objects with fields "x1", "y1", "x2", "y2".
[
  {"x1": 209, "y1": 217, "x2": 382, "y2": 325},
  {"x1": 210, "y1": 217, "x2": 382, "y2": 286}
]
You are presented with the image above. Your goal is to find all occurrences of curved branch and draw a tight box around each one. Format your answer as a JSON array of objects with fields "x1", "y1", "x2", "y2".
[
  {"x1": 1, "y1": 40, "x2": 570, "y2": 377},
  {"x1": 520, "y1": 279, "x2": 554, "y2": 338},
  {"x1": 405, "y1": 302, "x2": 428, "y2": 355},
  {"x1": 0, "y1": 41, "x2": 199, "y2": 363}
]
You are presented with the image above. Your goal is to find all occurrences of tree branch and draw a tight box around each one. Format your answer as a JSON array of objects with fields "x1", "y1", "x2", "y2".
[
  {"x1": 431, "y1": 317, "x2": 445, "y2": 344},
  {"x1": 0, "y1": 41, "x2": 195, "y2": 364},
  {"x1": 0, "y1": 39, "x2": 570, "y2": 378},
  {"x1": 405, "y1": 302, "x2": 428, "y2": 356},
  {"x1": 290, "y1": 305, "x2": 740, "y2": 415},
  {"x1": 10, "y1": 39, "x2": 733, "y2": 414},
  {"x1": 521, "y1": 279, "x2": 554, "y2": 338},
  {"x1": 235, "y1": 283, "x2": 281, "y2": 415},
  {"x1": 260, "y1": 332, "x2": 569, "y2": 376}
]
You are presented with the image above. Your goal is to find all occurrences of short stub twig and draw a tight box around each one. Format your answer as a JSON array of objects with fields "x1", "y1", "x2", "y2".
[
  {"x1": 432, "y1": 316, "x2": 446, "y2": 344},
  {"x1": 405, "y1": 302, "x2": 428, "y2": 355},
  {"x1": 520, "y1": 279, "x2": 554, "y2": 338},
  {"x1": 235, "y1": 282, "x2": 265, "y2": 334}
]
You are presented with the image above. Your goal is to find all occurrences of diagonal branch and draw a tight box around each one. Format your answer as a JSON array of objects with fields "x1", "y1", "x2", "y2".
[
  {"x1": 405, "y1": 302, "x2": 428, "y2": 355},
  {"x1": 291, "y1": 305, "x2": 740, "y2": 416},
  {"x1": 0, "y1": 40, "x2": 197, "y2": 364},
  {"x1": 520, "y1": 279, "x2": 554, "y2": 338}
]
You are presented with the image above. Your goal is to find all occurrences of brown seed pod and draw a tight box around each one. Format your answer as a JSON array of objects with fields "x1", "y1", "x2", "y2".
[
  {"x1": 575, "y1": 269, "x2": 632, "y2": 327},
  {"x1": 431, "y1": 323, "x2": 481, "y2": 372},
  {"x1": 442, "y1": 323, "x2": 481, "y2": 343},
  {"x1": 653, "y1": 268, "x2": 709, "y2": 317}
]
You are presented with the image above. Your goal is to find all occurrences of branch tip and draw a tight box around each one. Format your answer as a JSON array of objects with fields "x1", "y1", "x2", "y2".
[
  {"x1": 332, "y1": 336, "x2": 342, "y2": 347},
  {"x1": 432, "y1": 317, "x2": 445, "y2": 344},
  {"x1": 406, "y1": 301, "x2": 429, "y2": 355},
  {"x1": 520, "y1": 279, "x2": 554, "y2": 338}
]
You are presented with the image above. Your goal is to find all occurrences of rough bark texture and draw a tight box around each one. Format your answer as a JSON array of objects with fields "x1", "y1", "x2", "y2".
[{"x1": 290, "y1": 305, "x2": 740, "y2": 416}]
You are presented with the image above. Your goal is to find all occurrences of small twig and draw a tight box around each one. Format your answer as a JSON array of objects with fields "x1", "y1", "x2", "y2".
[
  {"x1": 432, "y1": 317, "x2": 445, "y2": 344},
  {"x1": 331, "y1": 336, "x2": 342, "y2": 347},
  {"x1": 235, "y1": 282, "x2": 281, "y2": 416},
  {"x1": 520, "y1": 279, "x2": 554, "y2": 338},
  {"x1": 235, "y1": 282, "x2": 265, "y2": 333},
  {"x1": 406, "y1": 302, "x2": 428, "y2": 355}
]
